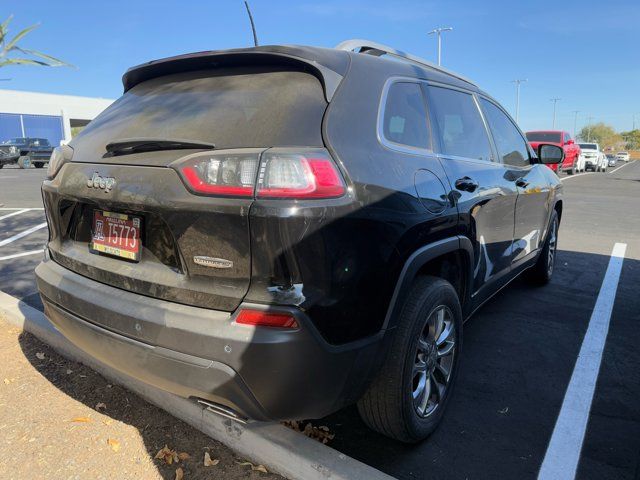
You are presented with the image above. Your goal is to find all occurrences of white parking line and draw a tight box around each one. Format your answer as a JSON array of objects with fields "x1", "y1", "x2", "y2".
[
  {"x1": 538, "y1": 242, "x2": 627, "y2": 480},
  {"x1": 0, "y1": 249, "x2": 42, "y2": 261},
  {"x1": 0, "y1": 222, "x2": 48, "y2": 248},
  {"x1": 608, "y1": 160, "x2": 634, "y2": 175},
  {"x1": 560, "y1": 172, "x2": 593, "y2": 181},
  {"x1": 0, "y1": 207, "x2": 44, "y2": 211},
  {"x1": 0, "y1": 208, "x2": 32, "y2": 221}
]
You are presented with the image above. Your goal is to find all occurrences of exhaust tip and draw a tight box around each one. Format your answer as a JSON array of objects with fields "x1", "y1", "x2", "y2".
[{"x1": 194, "y1": 398, "x2": 248, "y2": 424}]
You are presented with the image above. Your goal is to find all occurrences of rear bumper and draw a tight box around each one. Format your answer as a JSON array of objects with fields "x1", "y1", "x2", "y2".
[{"x1": 35, "y1": 258, "x2": 380, "y2": 421}]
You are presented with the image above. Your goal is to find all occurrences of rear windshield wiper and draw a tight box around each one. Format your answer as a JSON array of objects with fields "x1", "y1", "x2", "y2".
[{"x1": 105, "y1": 137, "x2": 215, "y2": 156}]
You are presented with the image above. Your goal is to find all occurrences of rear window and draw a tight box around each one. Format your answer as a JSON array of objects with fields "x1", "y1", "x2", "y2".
[
  {"x1": 428, "y1": 86, "x2": 493, "y2": 162},
  {"x1": 73, "y1": 68, "x2": 327, "y2": 152},
  {"x1": 525, "y1": 132, "x2": 562, "y2": 143},
  {"x1": 579, "y1": 143, "x2": 597, "y2": 150}
]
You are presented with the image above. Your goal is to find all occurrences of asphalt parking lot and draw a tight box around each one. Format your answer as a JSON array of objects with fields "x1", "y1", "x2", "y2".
[{"x1": 1, "y1": 161, "x2": 639, "y2": 480}]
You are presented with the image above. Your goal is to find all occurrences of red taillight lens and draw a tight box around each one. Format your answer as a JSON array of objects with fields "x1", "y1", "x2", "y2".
[
  {"x1": 173, "y1": 149, "x2": 345, "y2": 199},
  {"x1": 175, "y1": 152, "x2": 259, "y2": 197},
  {"x1": 257, "y1": 150, "x2": 345, "y2": 199},
  {"x1": 235, "y1": 309, "x2": 299, "y2": 329}
]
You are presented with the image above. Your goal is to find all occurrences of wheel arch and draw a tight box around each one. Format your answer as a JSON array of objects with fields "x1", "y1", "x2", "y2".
[{"x1": 382, "y1": 236, "x2": 474, "y2": 332}]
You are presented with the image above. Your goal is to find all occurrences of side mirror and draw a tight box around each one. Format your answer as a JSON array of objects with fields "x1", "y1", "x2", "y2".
[
  {"x1": 565, "y1": 139, "x2": 575, "y2": 145},
  {"x1": 538, "y1": 144, "x2": 564, "y2": 164}
]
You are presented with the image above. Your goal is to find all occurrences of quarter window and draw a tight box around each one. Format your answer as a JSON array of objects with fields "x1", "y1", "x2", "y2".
[
  {"x1": 381, "y1": 82, "x2": 431, "y2": 150},
  {"x1": 480, "y1": 99, "x2": 530, "y2": 167},
  {"x1": 428, "y1": 86, "x2": 493, "y2": 162}
]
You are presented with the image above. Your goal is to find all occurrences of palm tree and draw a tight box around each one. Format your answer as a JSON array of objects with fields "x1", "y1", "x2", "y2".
[{"x1": 0, "y1": 15, "x2": 71, "y2": 68}]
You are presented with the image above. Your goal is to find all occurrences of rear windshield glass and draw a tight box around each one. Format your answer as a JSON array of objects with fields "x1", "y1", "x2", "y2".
[
  {"x1": 525, "y1": 132, "x2": 562, "y2": 142},
  {"x1": 579, "y1": 143, "x2": 597, "y2": 150},
  {"x1": 73, "y1": 68, "x2": 327, "y2": 152}
]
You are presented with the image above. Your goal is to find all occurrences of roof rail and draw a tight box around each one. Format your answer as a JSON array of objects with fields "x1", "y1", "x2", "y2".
[{"x1": 335, "y1": 39, "x2": 477, "y2": 87}]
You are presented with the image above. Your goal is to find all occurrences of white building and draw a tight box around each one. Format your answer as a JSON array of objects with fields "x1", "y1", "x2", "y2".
[{"x1": 0, "y1": 89, "x2": 114, "y2": 145}]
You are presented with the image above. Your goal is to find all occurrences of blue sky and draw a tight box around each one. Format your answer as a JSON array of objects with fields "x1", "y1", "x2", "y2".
[{"x1": 3, "y1": 0, "x2": 639, "y2": 134}]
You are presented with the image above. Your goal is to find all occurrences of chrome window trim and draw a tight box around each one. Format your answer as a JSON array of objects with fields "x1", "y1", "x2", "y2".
[{"x1": 376, "y1": 76, "x2": 434, "y2": 156}]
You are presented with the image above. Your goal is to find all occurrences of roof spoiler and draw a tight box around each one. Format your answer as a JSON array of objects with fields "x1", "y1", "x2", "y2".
[{"x1": 122, "y1": 48, "x2": 346, "y2": 102}]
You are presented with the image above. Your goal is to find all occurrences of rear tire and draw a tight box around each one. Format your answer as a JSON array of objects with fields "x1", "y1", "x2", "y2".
[
  {"x1": 357, "y1": 276, "x2": 463, "y2": 443},
  {"x1": 0, "y1": 163, "x2": 3, "y2": 169},
  {"x1": 567, "y1": 162, "x2": 575, "y2": 175},
  {"x1": 34, "y1": 162, "x2": 44, "y2": 169},
  {"x1": 17, "y1": 156, "x2": 31, "y2": 169},
  {"x1": 526, "y1": 210, "x2": 559, "y2": 285}
]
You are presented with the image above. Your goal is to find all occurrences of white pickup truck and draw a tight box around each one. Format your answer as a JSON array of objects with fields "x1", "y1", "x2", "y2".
[{"x1": 578, "y1": 143, "x2": 607, "y2": 172}]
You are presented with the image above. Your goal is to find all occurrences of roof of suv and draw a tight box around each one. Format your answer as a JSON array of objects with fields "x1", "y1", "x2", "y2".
[{"x1": 123, "y1": 43, "x2": 481, "y2": 97}]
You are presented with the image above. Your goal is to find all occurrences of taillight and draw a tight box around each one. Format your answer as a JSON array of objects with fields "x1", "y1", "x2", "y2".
[
  {"x1": 235, "y1": 309, "x2": 299, "y2": 329},
  {"x1": 172, "y1": 148, "x2": 345, "y2": 199},
  {"x1": 257, "y1": 149, "x2": 345, "y2": 199},
  {"x1": 174, "y1": 152, "x2": 260, "y2": 197}
]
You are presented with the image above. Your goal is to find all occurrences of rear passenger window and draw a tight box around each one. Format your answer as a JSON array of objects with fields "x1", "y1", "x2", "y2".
[
  {"x1": 480, "y1": 98, "x2": 530, "y2": 167},
  {"x1": 381, "y1": 82, "x2": 431, "y2": 150},
  {"x1": 428, "y1": 86, "x2": 493, "y2": 162}
]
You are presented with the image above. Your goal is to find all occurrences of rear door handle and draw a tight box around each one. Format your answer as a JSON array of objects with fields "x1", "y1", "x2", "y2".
[
  {"x1": 455, "y1": 176, "x2": 479, "y2": 192},
  {"x1": 515, "y1": 179, "x2": 529, "y2": 188}
]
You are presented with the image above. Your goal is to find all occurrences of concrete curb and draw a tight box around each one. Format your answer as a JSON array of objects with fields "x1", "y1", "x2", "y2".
[{"x1": 0, "y1": 290, "x2": 395, "y2": 480}]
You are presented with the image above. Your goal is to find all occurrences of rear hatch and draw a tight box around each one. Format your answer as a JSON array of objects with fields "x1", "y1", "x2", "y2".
[{"x1": 43, "y1": 61, "x2": 331, "y2": 311}]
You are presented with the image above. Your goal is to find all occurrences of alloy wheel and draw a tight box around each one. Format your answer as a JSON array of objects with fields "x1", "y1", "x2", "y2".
[{"x1": 412, "y1": 306, "x2": 456, "y2": 418}]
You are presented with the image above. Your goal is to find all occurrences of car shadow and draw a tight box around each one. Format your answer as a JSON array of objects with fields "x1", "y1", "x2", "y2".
[{"x1": 318, "y1": 249, "x2": 640, "y2": 480}]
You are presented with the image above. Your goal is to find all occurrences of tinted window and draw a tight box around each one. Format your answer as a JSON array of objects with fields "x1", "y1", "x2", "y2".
[
  {"x1": 73, "y1": 68, "x2": 327, "y2": 152},
  {"x1": 382, "y1": 82, "x2": 430, "y2": 149},
  {"x1": 525, "y1": 132, "x2": 562, "y2": 143},
  {"x1": 480, "y1": 99, "x2": 530, "y2": 167},
  {"x1": 579, "y1": 143, "x2": 598, "y2": 150},
  {"x1": 428, "y1": 87, "x2": 492, "y2": 161}
]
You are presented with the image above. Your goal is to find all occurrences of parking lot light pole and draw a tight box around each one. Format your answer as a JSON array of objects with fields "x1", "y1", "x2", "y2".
[
  {"x1": 550, "y1": 98, "x2": 561, "y2": 129},
  {"x1": 427, "y1": 27, "x2": 453, "y2": 66},
  {"x1": 511, "y1": 79, "x2": 527, "y2": 123},
  {"x1": 572, "y1": 110, "x2": 580, "y2": 138}
]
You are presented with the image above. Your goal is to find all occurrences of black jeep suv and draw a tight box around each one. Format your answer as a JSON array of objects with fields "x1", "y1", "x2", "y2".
[{"x1": 36, "y1": 40, "x2": 564, "y2": 442}]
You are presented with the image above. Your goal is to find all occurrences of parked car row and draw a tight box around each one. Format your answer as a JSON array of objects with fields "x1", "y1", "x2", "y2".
[
  {"x1": 524, "y1": 131, "x2": 631, "y2": 175},
  {"x1": 0, "y1": 137, "x2": 53, "y2": 169},
  {"x1": 525, "y1": 130, "x2": 582, "y2": 174}
]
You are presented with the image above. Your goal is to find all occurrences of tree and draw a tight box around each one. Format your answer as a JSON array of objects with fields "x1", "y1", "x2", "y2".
[
  {"x1": 0, "y1": 15, "x2": 71, "y2": 68},
  {"x1": 620, "y1": 130, "x2": 640, "y2": 150},
  {"x1": 577, "y1": 122, "x2": 621, "y2": 148}
]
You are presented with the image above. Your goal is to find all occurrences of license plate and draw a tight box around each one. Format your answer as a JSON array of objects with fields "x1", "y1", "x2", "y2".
[{"x1": 90, "y1": 210, "x2": 142, "y2": 261}]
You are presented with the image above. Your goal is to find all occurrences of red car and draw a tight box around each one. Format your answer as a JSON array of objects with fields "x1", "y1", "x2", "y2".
[{"x1": 525, "y1": 130, "x2": 581, "y2": 174}]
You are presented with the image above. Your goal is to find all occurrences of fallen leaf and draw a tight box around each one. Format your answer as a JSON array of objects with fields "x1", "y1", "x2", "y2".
[
  {"x1": 203, "y1": 452, "x2": 219, "y2": 467},
  {"x1": 177, "y1": 452, "x2": 190, "y2": 461},
  {"x1": 35, "y1": 352, "x2": 45, "y2": 360},
  {"x1": 95, "y1": 402, "x2": 107, "y2": 411},
  {"x1": 499, "y1": 407, "x2": 509, "y2": 414},
  {"x1": 282, "y1": 420, "x2": 335, "y2": 445},
  {"x1": 155, "y1": 445, "x2": 179, "y2": 465},
  {"x1": 71, "y1": 416, "x2": 92, "y2": 423},
  {"x1": 102, "y1": 419, "x2": 113, "y2": 426},
  {"x1": 66, "y1": 369, "x2": 73, "y2": 375},
  {"x1": 106, "y1": 384, "x2": 112, "y2": 388},
  {"x1": 3, "y1": 378, "x2": 12, "y2": 385},
  {"x1": 236, "y1": 460, "x2": 268, "y2": 473},
  {"x1": 107, "y1": 438, "x2": 120, "y2": 452},
  {"x1": 175, "y1": 467, "x2": 184, "y2": 480}
]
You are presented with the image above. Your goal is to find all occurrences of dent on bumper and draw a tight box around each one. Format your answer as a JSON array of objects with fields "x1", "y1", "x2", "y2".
[{"x1": 35, "y1": 259, "x2": 381, "y2": 421}]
